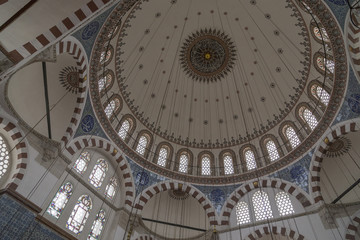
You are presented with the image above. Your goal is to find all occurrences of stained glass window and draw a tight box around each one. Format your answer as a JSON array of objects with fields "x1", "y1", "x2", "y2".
[
  {"x1": 136, "y1": 135, "x2": 148, "y2": 156},
  {"x1": 285, "y1": 126, "x2": 301, "y2": 149},
  {"x1": 99, "y1": 49, "x2": 112, "y2": 64},
  {"x1": 275, "y1": 192, "x2": 295, "y2": 216},
  {"x1": 118, "y1": 120, "x2": 130, "y2": 140},
  {"x1": 89, "y1": 159, "x2": 108, "y2": 188},
  {"x1": 223, "y1": 155, "x2": 234, "y2": 175},
  {"x1": 311, "y1": 85, "x2": 330, "y2": 106},
  {"x1": 252, "y1": 191, "x2": 273, "y2": 221},
  {"x1": 244, "y1": 149, "x2": 257, "y2": 170},
  {"x1": 88, "y1": 209, "x2": 105, "y2": 240},
  {"x1": 300, "y1": 107, "x2": 318, "y2": 130},
  {"x1": 104, "y1": 98, "x2": 120, "y2": 119},
  {"x1": 0, "y1": 135, "x2": 10, "y2": 179},
  {"x1": 66, "y1": 195, "x2": 92, "y2": 234},
  {"x1": 316, "y1": 56, "x2": 334, "y2": 74},
  {"x1": 157, "y1": 147, "x2": 168, "y2": 167},
  {"x1": 179, "y1": 154, "x2": 189, "y2": 173},
  {"x1": 313, "y1": 26, "x2": 330, "y2": 42},
  {"x1": 201, "y1": 156, "x2": 211, "y2": 175},
  {"x1": 105, "y1": 177, "x2": 118, "y2": 200},
  {"x1": 98, "y1": 73, "x2": 112, "y2": 92},
  {"x1": 47, "y1": 182, "x2": 73, "y2": 219},
  {"x1": 236, "y1": 201, "x2": 251, "y2": 225},
  {"x1": 265, "y1": 140, "x2": 280, "y2": 161},
  {"x1": 73, "y1": 151, "x2": 90, "y2": 175}
]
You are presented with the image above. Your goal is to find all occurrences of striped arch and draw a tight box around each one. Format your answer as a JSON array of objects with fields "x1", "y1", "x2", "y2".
[
  {"x1": 345, "y1": 210, "x2": 360, "y2": 239},
  {"x1": 0, "y1": 116, "x2": 28, "y2": 191},
  {"x1": 346, "y1": 13, "x2": 360, "y2": 84},
  {"x1": 65, "y1": 136, "x2": 135, "y2": 210},
  {"x1": 5, "y1": 0, "x2": 114, "y2": 64},
  {"x1": 310, "y1": 119, "x2": 360, "y2": 204},
  {"x1": 133, "y1": 235, "x2": 156, "y2": 240},
  {"x1": 244, "y1": 226, "x2": 307, "y2": 240},
  {"x1": 219, "y1": 178, "x2": 312, "y2": 225},
  {"x1": 56, "y1": 36, "x2": 89, "y2": 149},
  {"x1": 134, "y1": 181, "x2": 219, "y2": 226}
]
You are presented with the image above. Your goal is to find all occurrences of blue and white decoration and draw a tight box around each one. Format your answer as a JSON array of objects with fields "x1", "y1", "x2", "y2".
[{"x1": 81, "y1": 21, "x2": 100, "y2": 40}]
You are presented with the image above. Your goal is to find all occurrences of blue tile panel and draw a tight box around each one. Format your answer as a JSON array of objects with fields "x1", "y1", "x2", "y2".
[
  {"x1": 74, "y1": 94, "x2": 109, "y2": 139},
  {"x1": 72, "y1": 6, "x2": 116, "y2": 58},
  {"x1": 0, "y1": 194, "x2": 64, "y2": 240}
]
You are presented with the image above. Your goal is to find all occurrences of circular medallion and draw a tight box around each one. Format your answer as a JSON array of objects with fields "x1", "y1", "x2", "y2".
[
  {"x1": 135, "y1": 172, "x2": 149, "y2": 186},
  {"x1": 82, "y1": 21, "x2": 100, "y2": 40},
  {"x1": 180, "y1": 29, "x2": 236, "y2": 82},
  {"x1": 81, "y1": 115, "x2": 95, "y2": 133},
  {"x1": 347, "y1": 93, "x2": 360, "y2": 113},
  {"x1": 59, "y1": 66, "x2": 80, "y2": 94}
]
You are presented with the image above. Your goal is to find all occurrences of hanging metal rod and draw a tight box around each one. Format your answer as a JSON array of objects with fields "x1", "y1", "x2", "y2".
[
  {"x1": 332, "y1": 178, "x2": 360, "y2": 204},
  {"x1": 141, "y1": 217, "x2": 206, "y2": 232}
]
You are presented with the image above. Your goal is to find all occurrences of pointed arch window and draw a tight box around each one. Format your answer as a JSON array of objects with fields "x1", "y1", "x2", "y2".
[
  {"x1": 73, "y1": 151, "x2": 90, "y2": 175},
  {"x1": 136, "y1": 135, "x2": 148, "y2": 156},
  {"x1": 89, "y1": 159, "x2": 108, "y2": 188},
  {"x1": 313, "y1": 26, "x2": 330, "y2": 43},
  {"x1": 66, "y1": 195, "x2": 92, "y2": 234},
  {"x1": 105, "y1": 177, "x2": 118, "y2": 200},
  {"x1": 99, "y1": 47, "x2": 112, "y2": 65},
  {"x1": 311, "y1": 84, "x2": 330, "y2": 106},
  {"x1": 265, "y1": 140, "x2": 280, "y2": 162},
  {"x1": 98, "y1": 72, "x2": 112, "y2": 92},
  {"x1": 201, "y1": 156, "x2": 211, "y2": 175},
  {"x1": 236, "y1": 201, "x2": 251, "y2": 225},
  {"x1": 104, "y1": 98, "x2": 120, "y2": 119},
  {"x1": 285, "y1": 126, "x2": 301, "y2": 149},
  {"x1": 47, "y1": 182, "x2": 73, "y2": 219},
  {"x1": 252, "y1": 190, "x2": 273, "y2": 221},
  {"x1": 299, "y1": 107, "x2": 318, "y2": 130},
  {"x1": 157, "y1": 147, "x2": 168, "y2": 167},
  {"x1": 179, "y1": 154, "x2": 189, "y2": 173},
  {"x1": 275, "y1": 192, "x2": 295, "y2": 216},
  {"x1": 0, "y1": 135, "x2": 10, "y2": 179},
  {"x1": 223, "y1": 154, "x2": 234, "y2": 175},
  {"x1": 316, "y1": 55, "x2": 334, "y2": 74},
  {"x1": 88, "y1": 209, "x2": 105, "y2": 240},
  {"x1": 118, "y1": 120, "x2": 130, "y2": 140},
  {"x1": 244, "y1": 149, "x2": 257, "y2": 170}
]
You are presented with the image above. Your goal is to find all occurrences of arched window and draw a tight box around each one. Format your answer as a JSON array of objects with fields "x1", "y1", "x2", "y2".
[
  {"x1": 99, "y1": 47, "x2": 112, "y2": 65},
  {"x1": 136, "y1": 135, "x2": 149, "y2": 156},
  {"x1": 311, "y1": 84, "x2": 330, "y2": 106},
  {"x1": 104, "y1": 98, "x2": 121, "y2": 119},
  {"x1": 313, "y1": 26, "x2": 330, "y2": 43},
  {"x1": 66, "y1": 195, "x2": 92, "y2": 234},
  {"x1": 252, "y1": 190, "x2": 273, "y2": 221},
  {"x1": 265, "y1": 140, "x2": 280, "y2": 161},
  {"x1": 0, "y1": 135, "x2": 10, "y2": 179},
  {"x1": 201, "y1": 156, "x2": 211, "y2": 175},
  {"x1": 89, "y1": 159, "x2": 108, "y2": 188},
  {"x1": 98, "y1": 72, "x2": 112, "y2": 92},
  {"x1": 236, "y1": 201, "x2": 251, "y2": 225},
  {"x1": 299, "y1": 107, "x2": 318, "y2": 130},
  {"x1": 285, "y1": 126, "x2": 301, "y2": 149},
  {"x1": 275, "y1": 192, "x2": 295, "y2": 216},
  {"x1": 316, "y1": 54, "x2": 334, "y2": 74},
  {"x1": 157, "y1": 147, "x2": 168, "y2": 167},
  {"x1": 223, "y1": 154, "x2": 234, "y2": 175},
  {"x1": 118, "y1": 120, "x2": 130, "y2": 140},
  {"x1": 105, "y1": 177, "x2": 118, "y2": 200},
  {"x1": 73, "y1": 151, "x2": 90, "y2": 175},
  {"x1": 47, "y1": 182, "x2": 73, "y2": 219},
  {"x1": 179, "y1": 153, "x2": 189, "y2": 173},
  {"x1": 244, "y1": 149, "x2": 257, "y2": 170},
  {"x1": 88, "y1": 209, "x2": 105, "y2": 240}
]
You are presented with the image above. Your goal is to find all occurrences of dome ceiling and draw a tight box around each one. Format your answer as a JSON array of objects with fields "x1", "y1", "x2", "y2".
[
  {"x1": 115, "y1": 0, "x2": 309, "y2": 147},
  {"x1": 89, "y1": 0, "x2": 347, "y2": 184}
]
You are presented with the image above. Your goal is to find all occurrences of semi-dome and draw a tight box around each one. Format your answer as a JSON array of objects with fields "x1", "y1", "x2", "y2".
[{"x1": 89, "y1": 0, "x2": 347, "y2": 184}]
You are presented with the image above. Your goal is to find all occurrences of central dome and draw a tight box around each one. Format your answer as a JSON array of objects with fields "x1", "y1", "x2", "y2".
[{"x1": 89, "y1": 0, "x2": 347, "y2": 184}]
